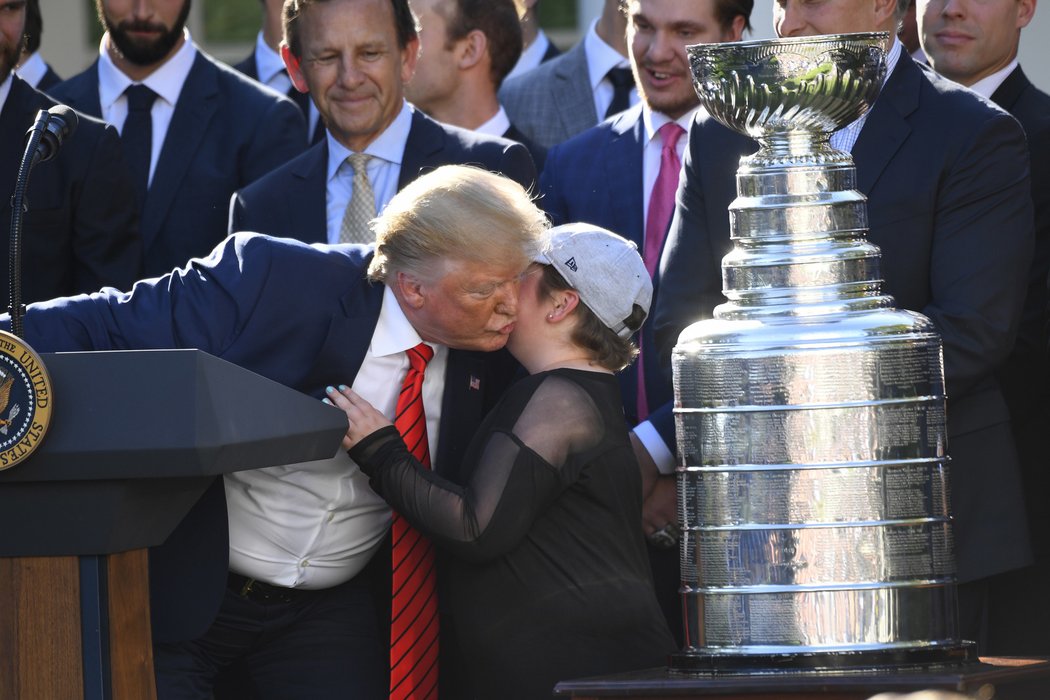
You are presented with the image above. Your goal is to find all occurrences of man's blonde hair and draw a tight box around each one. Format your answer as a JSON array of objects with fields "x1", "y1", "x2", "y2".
[{"x1": 368, "y1": 165, "x2": 548, "y2": 282}]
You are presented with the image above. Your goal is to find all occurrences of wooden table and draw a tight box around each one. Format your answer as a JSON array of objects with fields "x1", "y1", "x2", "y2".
[{"x1": 554, "y1": 657, "x2": 1050, "y2": 699}]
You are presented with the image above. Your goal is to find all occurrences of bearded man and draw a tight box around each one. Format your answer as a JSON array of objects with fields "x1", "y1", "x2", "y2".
[{"x1": 50, "y1": 0, "x2": 306, "y2": 276}]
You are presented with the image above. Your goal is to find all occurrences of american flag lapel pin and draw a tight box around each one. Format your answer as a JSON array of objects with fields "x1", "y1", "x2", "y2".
[{"x1": 469, "y1": 375, "x2": 481, "y2": 391}]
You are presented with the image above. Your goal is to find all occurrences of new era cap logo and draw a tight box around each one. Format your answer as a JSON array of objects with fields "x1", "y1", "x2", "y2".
[{"x1": 564, "y1": 256, "x2": 578, "y2": 272}]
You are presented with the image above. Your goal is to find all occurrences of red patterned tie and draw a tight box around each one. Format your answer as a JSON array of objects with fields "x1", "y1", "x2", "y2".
[
  {"x1": 390, "y1": 343, "x2": 439, "y2": 700},
  {"x1": 638, "y1": 122, "x2": 686, "y2": 420}
]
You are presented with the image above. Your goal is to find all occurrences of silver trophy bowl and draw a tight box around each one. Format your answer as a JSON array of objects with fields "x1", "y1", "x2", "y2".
[{"x1": 671, "y1": 33, "x2": 971, "y2": 671}]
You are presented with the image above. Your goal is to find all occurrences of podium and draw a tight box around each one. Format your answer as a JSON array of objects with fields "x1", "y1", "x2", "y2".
[{"x1": 0, "y1": 350, "x2": 349, "y2": 699}]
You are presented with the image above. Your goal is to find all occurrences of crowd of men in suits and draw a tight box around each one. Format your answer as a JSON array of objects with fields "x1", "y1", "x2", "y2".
[{"x1": 1, "y1": 0, "x2": 1047, "y2": 697}]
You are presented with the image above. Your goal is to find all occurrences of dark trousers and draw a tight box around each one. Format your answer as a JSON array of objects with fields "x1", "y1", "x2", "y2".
[{"x1": 153, "y1": 574, "x2": 385, "y2": 700}]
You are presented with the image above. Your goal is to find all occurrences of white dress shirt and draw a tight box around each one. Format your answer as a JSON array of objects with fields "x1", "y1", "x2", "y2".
[
  {"x1": 476, "y1": 106, "x2": 512, "y2": 138},
  {"x1": 830, "y1": 38, "x2": 903, "y2": 154},
  {"x1": 968, "y1": 59, "x2": 1018, "y2": 100},
  {"x1": 0, "y1": 73, "x2": 11, "y2": 112},
  {"x1": 226, "y1": 285, "x2": 449, "y2": 588},
  {"x1": 251, "y1": 31, "x2": 321, "y2": 138},
  {"x1": 325, "y1": 101, "x2": 414, "y2": 244},
  {"x1": 96, "y1": 28, "x2": 197, "y2": 187},
  {"x1": 584, "y1": 19, "x2": 638, "y2": 120},
  {"x1": 14, "y1": 52, "x2": 48, "y2": 88}
]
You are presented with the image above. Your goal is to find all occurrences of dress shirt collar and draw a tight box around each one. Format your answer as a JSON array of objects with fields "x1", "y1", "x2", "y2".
[
  {"x1": 253, "y1": 31, "x2": 287, "y2": 86},
  {"x1": 585, "y1": 19, "x2": 630, "y2": 92},
  {"x1": 507, "y1": 29, "x2": 551, "y2": 81},
  {"x1": 830, "y1": 37, "x2": 902, "y2": 153},
  {"x1": 642, "y1": 105, "x2": 697, "y2": 145},
  {"x1": 476, "y1": 105, "x2": 511, "y2": 137},
  {"x1": 968, "y1": 59, "x2": 1018, "y2": 100},
  {"x1": 326, "y1": 100, "x2": 413, "y2": 181},
  {"x1": 14, "y1": 52, "x2": 47, "y2": 88},
  {"x1": 98, "y1": 28, "x2": 197, "y2": 112},
  {"x1": 373, "y1": 285, "x2": 426, "y2": 357}
]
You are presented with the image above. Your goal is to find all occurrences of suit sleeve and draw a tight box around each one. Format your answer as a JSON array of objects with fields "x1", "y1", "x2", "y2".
[
  {"x1": 70, "y1": 123, "x2": 142, "y2": 293},
  {"x1": 7, "y1": 234, "x2": 278, "y2": 355},
  {"x1": 925, "y1": 111, "x2": 1034, "y2": 397},
  {"x1": 240, "y1": 96, "x2": 307, "y2": 186}
]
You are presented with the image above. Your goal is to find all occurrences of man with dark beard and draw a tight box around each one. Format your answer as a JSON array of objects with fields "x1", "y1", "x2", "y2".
[
  {"x1": 0, "y1": 0, "x2": 141, "y2": 308},
  {"x1": 50, "y1": 0, "x2": 306, "y2": 277}
]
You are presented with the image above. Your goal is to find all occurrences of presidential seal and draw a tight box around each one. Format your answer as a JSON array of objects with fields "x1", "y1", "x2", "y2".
[{"x1": 0, "y1": 330, "x2": 52, "y2": 471}]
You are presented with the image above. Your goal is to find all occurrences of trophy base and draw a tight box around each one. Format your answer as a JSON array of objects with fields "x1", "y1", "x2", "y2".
[{"x1": 669, "y1": 641, "x2": 978, "y2": 674}]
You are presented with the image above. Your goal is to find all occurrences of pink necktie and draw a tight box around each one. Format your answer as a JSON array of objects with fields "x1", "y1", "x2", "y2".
[
  {"x1": 643, "y1": 121, "x2": 686, "y2": 276},
  {"x1": 637, "y1": 122, "x2": 686, "y2": 420}
]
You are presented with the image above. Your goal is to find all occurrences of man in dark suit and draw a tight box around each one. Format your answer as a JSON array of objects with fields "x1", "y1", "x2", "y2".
[
  {"x1": 3, "y1": 165, "x2": 545, "y2": 699},
  {"x1": 538, "y1": 0, "x2": 750, "y2": 644},
  {"x1": 229, "y1": 0, "x2": 535, "y2": 243},
  {"x1": 654, "y1": 0, "x2": 1034, "y2": 651},
  {"x1": 920, "y1": 0, "x2": 1050, "y2": 655},
  {"x1": 232, "y1": 0, "x2": 323, "y2": 143},
  {"x1": 50, "y1": 0, "x2": 305, "y2": 278},
  {"x1": 405, "y1": 0, "x2": 547, "y2": 170},
  {"x1": 0, "y1": 0, "x2": 140, "y2": 309},
  {"x1": 499, "y1": 0, "x2": 635, "y2": 148},
  {"x1": 13, "y1": 0, "x2": 60, "y2": 90}
]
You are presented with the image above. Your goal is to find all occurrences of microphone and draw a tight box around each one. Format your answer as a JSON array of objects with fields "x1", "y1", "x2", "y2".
[
  {"x1": 9, "y1": 106, "x2": 79, "y2": 337},
  {"x1": 24, "y1": 105, "x2": 79, "y2": 166}
]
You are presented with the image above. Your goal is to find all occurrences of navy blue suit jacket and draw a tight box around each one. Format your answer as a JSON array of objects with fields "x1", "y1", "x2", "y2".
[
  {"x1": 0, "y1": 75, "x2": 140, "y2": 307},
  {"x1": 539, "y1": 104, "x2": 672, "y2": 433},
  {"x1": 7, "y1": 235, "x2": 518, "y2": 643},
  {"x1": 50, "y1": 50, "x2": 306, "y2": 277},
  {"x1": 229, "y1": 109, "x2": 537, "y2": 239},
  {"x1": 655, "y1": 53, "x2": 1035, "y2": 583}
]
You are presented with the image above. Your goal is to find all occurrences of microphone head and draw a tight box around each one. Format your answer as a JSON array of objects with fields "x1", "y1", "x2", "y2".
[{"x1": 45, "y1": 104, "x2": 78, "y2": 141}]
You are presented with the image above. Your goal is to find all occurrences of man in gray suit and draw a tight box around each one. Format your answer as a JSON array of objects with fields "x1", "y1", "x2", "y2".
[{"x1": 498, "y1": 0, "x2": 634, "y2": 148}]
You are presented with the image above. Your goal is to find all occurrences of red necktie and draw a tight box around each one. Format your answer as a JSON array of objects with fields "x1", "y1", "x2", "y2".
[
  {"x1": 390, "y1": 343, "x2": 439, "y2": 700},
  {"x1": 637, "y1": 122, "x2": 686, "y2": 420}
]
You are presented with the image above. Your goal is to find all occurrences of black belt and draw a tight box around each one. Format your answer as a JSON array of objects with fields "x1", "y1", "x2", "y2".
[{"x1": 227, "y1": 572, "x2": 317, "y2": 605}]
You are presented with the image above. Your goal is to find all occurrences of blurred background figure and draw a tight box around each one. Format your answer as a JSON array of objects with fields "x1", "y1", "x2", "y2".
[
  {"x1": 504, "y1": 0, "x2": 561, "y2": 80},
  {"x1": 899, "y1": 0, "x2": 928, "y2": 63},
  {"x1": 407, "y1": 0, "x2": 547, "y2": 168},
  {"x1": 232, "y1": 0, "x2": 323, "y2": 143},
  {"x1": 14, "y1": 0, "x2": 60, "y2": 90},
  {"x1": 500, "y1": 0, "x2": 635, "y2": 148}
]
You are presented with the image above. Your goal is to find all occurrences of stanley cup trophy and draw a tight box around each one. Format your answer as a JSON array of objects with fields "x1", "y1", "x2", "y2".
[{"x1": 670, "y1": 33, "x2": 975, "y2": 672}]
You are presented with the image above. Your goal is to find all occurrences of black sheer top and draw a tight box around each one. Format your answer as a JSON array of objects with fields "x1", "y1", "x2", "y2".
[{"x1": 352, "y1": 368, "x2": 675, "y2": 699}]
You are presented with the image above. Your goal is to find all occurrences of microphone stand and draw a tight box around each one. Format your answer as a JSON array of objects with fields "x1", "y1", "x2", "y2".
[{"x1": 8, "y1": 110, "x2": 51, "y2": 339}]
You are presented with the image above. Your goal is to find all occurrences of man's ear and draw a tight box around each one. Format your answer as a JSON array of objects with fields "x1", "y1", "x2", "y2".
[
  {"x1": 401, "y1": 35, "x2": 421, "y2": 84},
  {"x1": 281, "y1": 44, "x2": 310, "y2": 93},
  {"x1": 395, "y1": 270, "x2": 427, "y2": 309},
  {"x1": 1017, "y1": 0, "x2": 1036, "y2": 29},
  {"x1": 873, "y1": 0, "x2": 899, "y2": 30},
  {"x1": 456, "y1": 29, "x2": 487, "y2": 70}
]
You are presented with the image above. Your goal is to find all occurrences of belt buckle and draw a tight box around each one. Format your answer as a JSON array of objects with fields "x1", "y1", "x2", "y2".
[{"x1": 238, "y1": 577, "x2": 257, "y2": 597}]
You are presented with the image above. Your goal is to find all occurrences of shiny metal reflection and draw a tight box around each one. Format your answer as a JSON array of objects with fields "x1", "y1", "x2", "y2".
[{"x1": 672, "y1": 33, "x2": 965, "y2": 668}]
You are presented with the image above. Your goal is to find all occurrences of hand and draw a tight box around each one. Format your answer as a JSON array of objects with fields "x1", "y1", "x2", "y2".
[
  {"x1": 323, "y1": 385, "x2": 393, "y2": 451},
  {"x1": 642, "y1": 475, "x2": 679, "y2": 548}
]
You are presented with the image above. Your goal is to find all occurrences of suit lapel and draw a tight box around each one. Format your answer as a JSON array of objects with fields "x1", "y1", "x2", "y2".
[
  {"x1": 399, "y1": 111, "x2": 447, "y2": 188},
  {"x1": 852, "y1": 56, "x2": 919, "y2": 195},
  {"x1": 990, "y1": 66, "x2": 1027, "y2": 112},
  {"x1": 60, "y1": 63, "x2": 104, "y2": 117},
  {"x1": 551, "y1": 43, "x2": 597, "y2": 137},
  {"x1": 606, "y1": 107, "x2": 646, "y2": 248},
  {"x1": 140, "y1": 53, "x2": 220, "y2": 251},
  {"x1": 290, "y1": 142, "x2": 329, "y2": 243}
]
